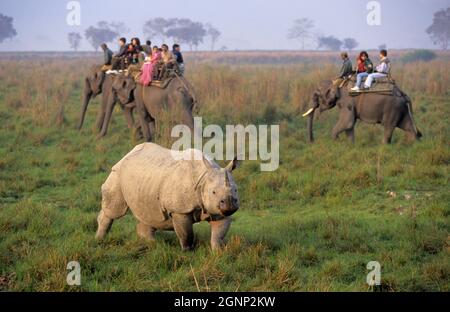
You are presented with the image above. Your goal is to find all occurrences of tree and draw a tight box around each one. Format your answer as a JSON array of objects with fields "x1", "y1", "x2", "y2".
[
  {"x1": 426, "y1": 7, "x2": 450, "y2": 50},
  {"x1": 84, "y1": 21, "x2": 119, "y2": 51},
  {"x1": 287, "y1": 18, "x2": 314, "y2": 50},
  {"x1": 68, "y1": 32, "x2": 82, "y2": 51},
  {"x1": 342, "y1": 38, "x2": 358, "y2": 51},
  {"x1": 205, "y1": 23, "x2": 221, "y2": 51},
  {"x1": 0, "y1": 13, "x2": 17, "y2": 43},
  {"x1": 165, "y1": 19, "x2": 206, "y2": 51},
  {"x1": 378, "y1": 43, "x2": 387, "y2": 50},
  {"x1": 317, "y1": 36, "x2": 342, "y2": 51},
  {"x1": 143, "y1": 17, "x2": 173, "y2": 43}
]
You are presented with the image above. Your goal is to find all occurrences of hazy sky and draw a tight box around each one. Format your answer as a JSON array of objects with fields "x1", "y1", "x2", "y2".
[{"x1": 1, "y1": 0, "x2": 449, "y2": 51}]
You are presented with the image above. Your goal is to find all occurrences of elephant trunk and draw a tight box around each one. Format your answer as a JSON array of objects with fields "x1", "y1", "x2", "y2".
[
  {"x1": 303, "y1": 95, "x2": 319, "y2": 143},
  {"x1": 306, "y1": 108, "x2": 315, "y2": 143},
  {"x1": 77, "y1": 78, "x2": 92, "y2": 130}
]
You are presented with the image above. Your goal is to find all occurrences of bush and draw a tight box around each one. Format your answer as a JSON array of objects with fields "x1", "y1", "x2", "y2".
[{"x1": 402, "y1": 50, "x2": 437, "y2": 63}]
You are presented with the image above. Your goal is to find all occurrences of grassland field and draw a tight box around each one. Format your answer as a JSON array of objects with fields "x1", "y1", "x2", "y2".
[{"x1": 0, "y1": 50, "x2": 449, "y2": 291}]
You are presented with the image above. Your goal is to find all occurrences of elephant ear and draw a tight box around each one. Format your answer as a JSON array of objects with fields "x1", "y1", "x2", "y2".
[{"x1": 326, "y1": 85, "x2": 340, "y2": 104}]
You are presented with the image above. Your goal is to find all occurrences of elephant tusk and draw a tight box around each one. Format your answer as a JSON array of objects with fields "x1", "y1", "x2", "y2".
[{"x1": 302, "y1": 108, "x2": 314, "y2": 117}]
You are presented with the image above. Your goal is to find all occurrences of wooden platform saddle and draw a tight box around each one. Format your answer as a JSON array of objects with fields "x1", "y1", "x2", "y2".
[
  {"x1": 105, "y1": 68, "x2": 175, "y2": 89},
  {"x1": 345, "y1": 74, "x2": 396, "y2": 96}
]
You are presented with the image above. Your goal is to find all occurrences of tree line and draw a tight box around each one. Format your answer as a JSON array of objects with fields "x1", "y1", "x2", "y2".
[
  {"x1": 69, "y1": 18, "x2": 221, "y2": 52},
  {"x1": 287, "y1": 7, "x2": 450, "y2": 51}
]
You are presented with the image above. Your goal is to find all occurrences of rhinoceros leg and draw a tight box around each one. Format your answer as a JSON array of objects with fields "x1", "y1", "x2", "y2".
[
  {"x1": 96, "y1": 171, "x2": 128, "y2": 240},
  {"x1": 136, "y1": 222, "x2": 156, "y2": 241},
  {"x1": 209, "y1": 217, "x2": 232, "y2": 251},
  {"x1": 95, "y1": 210, "x2": 113, "y2": 240},
  {"x1": 172, "y1": 213, "x2": 194, "y2": 251}
]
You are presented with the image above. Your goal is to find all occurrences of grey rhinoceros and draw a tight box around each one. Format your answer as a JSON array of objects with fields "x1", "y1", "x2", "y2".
[{"x1": 95, "y1": 143, "x2": 240, "y2": 251}]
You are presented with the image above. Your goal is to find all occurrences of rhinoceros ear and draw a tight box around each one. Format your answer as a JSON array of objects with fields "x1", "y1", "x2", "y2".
[
  {"x1": 225, "y1": 156, "x2": 240, "y2": 172},
  {"x1": 202, "y1": 155, "x2": 214, "y2": 170}
]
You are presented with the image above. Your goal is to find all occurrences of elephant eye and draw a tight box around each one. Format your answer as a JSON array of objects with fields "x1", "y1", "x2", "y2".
[{"x1": 212, "y1": 191, "x2": 216, "y2": 195}]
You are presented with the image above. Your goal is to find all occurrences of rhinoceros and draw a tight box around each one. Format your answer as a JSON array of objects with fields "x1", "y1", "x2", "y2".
[{"x1": 95, "y1": 143, "x2": 240, "y2": 251}]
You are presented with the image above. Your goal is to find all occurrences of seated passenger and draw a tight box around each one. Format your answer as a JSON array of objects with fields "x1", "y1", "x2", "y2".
[
  {"x1": 129, "y1": 37, "x2": 142, "y2": 65},
  {"x1": 101, "y1": 43, "x2": 113, "y2": 66},
  {"x1": 172, "y1": 43, "x2": 185, "y2": 75},
  {"x1": 111, "y1": 37, "x2": 129, "y2": 71},
  {"x1": 140, "y1": 46, "x2": 161, "y2": 86},
  {"x1": 351, "y1": 51, "x2": 374, "y2": 91},
  {"x1": 161, "y1": 44, "x2": 175, "y2": 64},
  {"x1": 159, "y1": 44, "x2": 175, "y2": 79},
  {"x1": 363, "y1": 49, "x2": 390, "y2": 89},
  {"x1": 142, "y1": 40, "x2": 152, "y2": 56},
  {"x1": 337, "y1": 52, "x2": 353, "y2": 80}
]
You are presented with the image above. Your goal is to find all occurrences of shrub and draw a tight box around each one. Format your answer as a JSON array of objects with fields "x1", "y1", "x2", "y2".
[{"x1": 401, "y1": 50, "x2": 437, "y2": 63}]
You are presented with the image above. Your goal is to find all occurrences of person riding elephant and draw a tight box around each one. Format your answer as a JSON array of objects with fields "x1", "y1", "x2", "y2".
[
  {"x1": 110, "y1": 37, "x2": 129, "y2": 71},
  {"x1": 351, "y1": 51, "x2": 373, "y2": 91},
  {"x1": 101, "y1": 43, "x2": 113, "y2": 67},
  {"x1": 363, "y1": 49, "x2": 390, "y2": 89}
]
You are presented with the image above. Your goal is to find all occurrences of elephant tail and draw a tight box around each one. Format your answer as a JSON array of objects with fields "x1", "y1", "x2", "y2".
[{"x1": 403, "y1": 94, "x2": 422, "y2": 138}]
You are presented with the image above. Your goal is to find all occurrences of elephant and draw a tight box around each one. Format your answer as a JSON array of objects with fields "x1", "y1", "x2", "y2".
[
  {"x1": 77, "y1": 66, "x2": 137, "y2": 134},
  {"x1": 77, "y1": 65, "x2": 105, "y2": 130},
  {"x1": 302, "y1": 80, "x2": 422, "y2": 144},
  {"x1": 96, "y1": 143, "x2": 240, "y2": 251},
  {"x1": 96, "y1": 74, "x2": 138, "y2": 138},
  {"x1": 105, "y1": 74, "x2": 197, "y2": 142}
]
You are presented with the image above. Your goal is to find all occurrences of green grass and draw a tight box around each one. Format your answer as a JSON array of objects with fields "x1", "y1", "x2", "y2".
[{"x1": 0, "y1": 55, "x2": 449, "y2": 291}]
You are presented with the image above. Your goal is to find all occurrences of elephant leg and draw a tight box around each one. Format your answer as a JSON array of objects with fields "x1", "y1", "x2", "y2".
[
  {"x1": 382, "y1": 125, "x2": 395, "y2": 144},
  {"x1": 95, "y1": 102, "x2": 107, "y2": 131},
  {"x1": 96, "y1": 171, "x2": 128, "y2": 240},
  {"x1": 172, "y1": 213, "x2": 194, "y2": 251},
  {"x1": 332, "y1": 106, "x2": 355, "y2": 140},
  {"x1": 209, "y1": 217, "x2": 232, "y2": 251},
  {"x1": 98, "y1": 96, "x2": 117, "y2": 138},
  {"x1": 345, "y1": 128, "x2": 355, "y2": 144},
  {"x1": 382, "y1": 112, "x2": 402, "y2": 144},
  {"x1": 137, "y1": 103, "x2": 151, "y2": 141},
  {"x1": 332, "y1": 123, "x2": 350, "y2": 140},
  {"x1": 123, "y1": 105, "x2": 135, "y2": 129},
  {"x1": 148, "y1": 119, "x2": 156, "y2": 141},
  {"x1": 136, "y1": 222, "x2": 156, "y2": 241}
]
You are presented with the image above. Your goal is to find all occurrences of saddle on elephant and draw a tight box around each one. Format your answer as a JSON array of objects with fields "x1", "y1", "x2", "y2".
[
  {"x1": 346, "y1": 73, "x2": 396, "y2": 95},
  {"x1": 104, "y1": 69, "x2": 176, "y2": 90}
]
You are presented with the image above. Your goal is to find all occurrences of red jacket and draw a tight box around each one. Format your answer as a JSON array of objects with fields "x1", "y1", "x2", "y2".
[{"x1": 357, "y1": 58, "x2": 365, "y2": 73}]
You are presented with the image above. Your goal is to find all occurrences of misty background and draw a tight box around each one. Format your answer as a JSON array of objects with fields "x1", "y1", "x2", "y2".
[{"x1": 0, "y1": 0, "x2": 449, "y2": 51}]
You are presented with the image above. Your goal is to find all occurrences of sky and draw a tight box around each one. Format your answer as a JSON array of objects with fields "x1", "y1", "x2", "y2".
[{"x1": 0, "y1": 0, "x2": 449, "y2": 51}]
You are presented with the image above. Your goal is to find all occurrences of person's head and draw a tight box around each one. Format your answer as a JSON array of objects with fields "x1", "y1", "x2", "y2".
[
  {"x1": 359, "y1": 51, "x2": 368, "y2": 61},
  {"x1": 161, "y1": 44, "x2": 169, "y2": 52},
  {"x1": 131, "y1": 37, "x2": 141, "y2": 47},
  {"x1": 100, "y1": 43, "x2": 108, "y2": 51},
  {"x1": 146, "y1": 40, "x2": 151, "y2": 46},
  {"x1": 118, "y1": 37, "x2": 126, "y2": 46},
  {"x1": 380, "y1": 49, "x2": 387, "y2": 58},
  {"x1": 173, "y1": 44, "x2": 180, "y2": 52},
  {"x1": 340, "y1": 52, "x2": 348, "y2": 60},
  {"x1": 152, "y1": 45, "x2": 159, "y2": 52}
]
